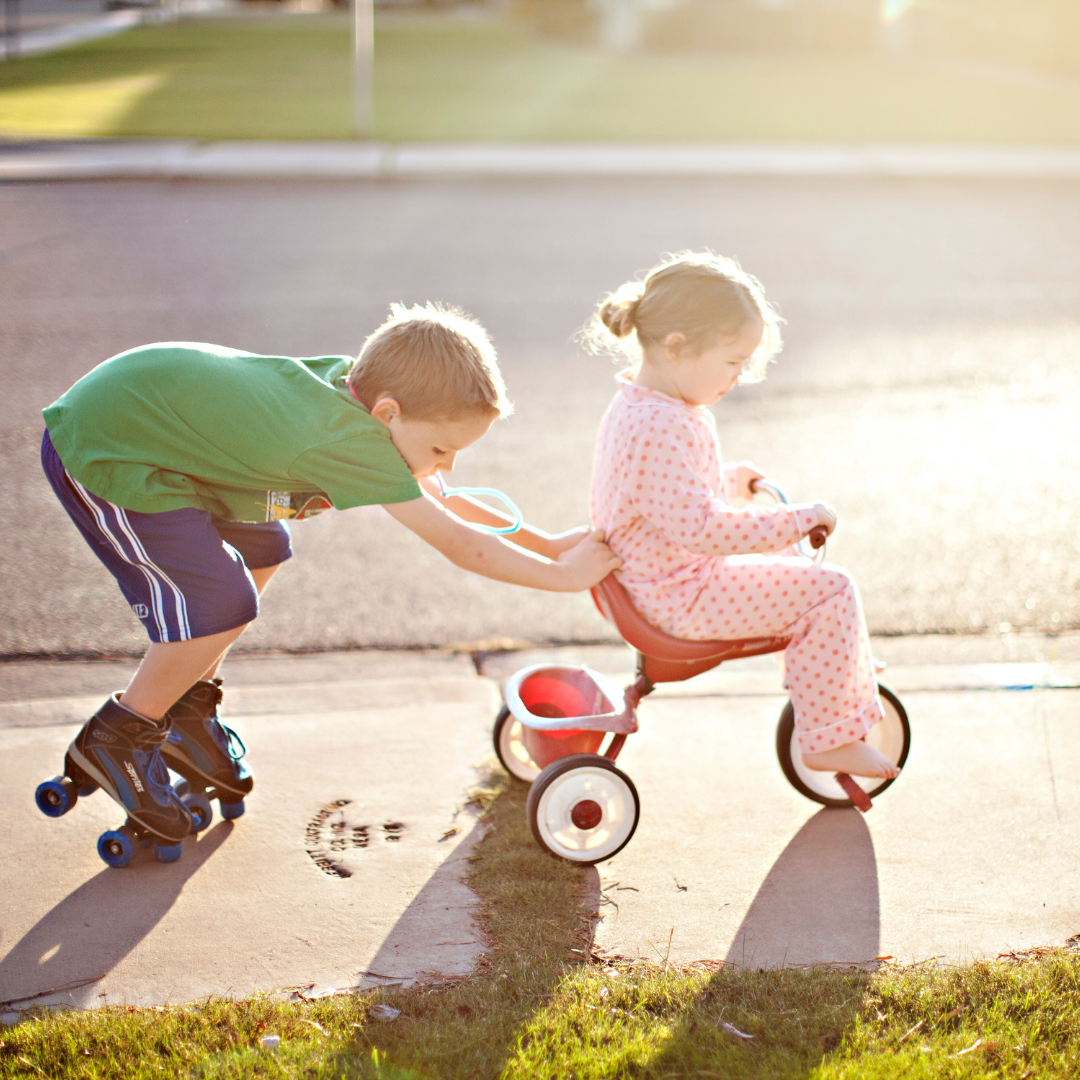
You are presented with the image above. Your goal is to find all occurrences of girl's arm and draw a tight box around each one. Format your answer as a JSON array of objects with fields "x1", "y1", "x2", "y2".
[
  {"x1": 382, "y1": 493, "x2": 620, "y2": 591},
  {"x1": 418, "y1": 477, "x2": 588, "y2": 559},
  {"x1": 637, "y1": 430, "x2": 819, "y2": 557}
]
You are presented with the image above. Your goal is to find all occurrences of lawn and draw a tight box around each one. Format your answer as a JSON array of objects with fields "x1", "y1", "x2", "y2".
[
  {"x1": 3, "y1": 770, "x2": 1080, "y2": 1079},
  {"x1": 3, "y1": 11, "x2": 1080, "y2": 142}
]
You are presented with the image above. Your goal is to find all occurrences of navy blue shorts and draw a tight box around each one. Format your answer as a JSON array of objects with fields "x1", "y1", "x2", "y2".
[{"x1": 42, "y1": 430, "x2": 293, "y2": 643}]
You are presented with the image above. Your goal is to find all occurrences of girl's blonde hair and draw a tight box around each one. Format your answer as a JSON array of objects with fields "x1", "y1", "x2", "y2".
[
  {"x1": 585, "y1": 251, "x2": 782, "y2": 383},
  {"x1": 349, "y1": 303, "x2": 512, "y2": 420}
]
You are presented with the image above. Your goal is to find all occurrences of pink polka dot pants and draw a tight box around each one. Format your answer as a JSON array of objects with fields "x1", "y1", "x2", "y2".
[{"x1": 666, "y1": 554, "x2": 885, "y2": 754}]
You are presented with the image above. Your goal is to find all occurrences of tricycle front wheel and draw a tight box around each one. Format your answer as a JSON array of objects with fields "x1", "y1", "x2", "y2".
[{"x1": 776, "y1": 684, "x2": 910, "y2": 808}]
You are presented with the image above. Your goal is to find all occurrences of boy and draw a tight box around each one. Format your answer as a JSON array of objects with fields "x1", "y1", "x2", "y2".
[{"x1": 38, "y1": 304, "x2": 620, "y2": 864}]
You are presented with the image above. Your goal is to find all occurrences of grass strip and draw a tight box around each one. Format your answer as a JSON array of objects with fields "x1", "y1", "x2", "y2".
[
  {"x1": 3, "y1": 13, "x2": 1080, "y2": 142},
  {"x1": 2, "y1": 770, "x2": 1079, "y2": 1078}
]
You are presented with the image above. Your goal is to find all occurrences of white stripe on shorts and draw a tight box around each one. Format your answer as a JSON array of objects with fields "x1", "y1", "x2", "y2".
[
  {"x1": 113, "y1": 506, "x2": 192, "y2": 641},
  {"x1": 65, "y1": 473, "x2": 191, "y2": 642}
]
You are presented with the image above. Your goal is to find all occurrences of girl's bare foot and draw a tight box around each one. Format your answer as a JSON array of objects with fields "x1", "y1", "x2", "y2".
[{"x1": 801, "y1": 741, "x2": 900, "y2": 779}]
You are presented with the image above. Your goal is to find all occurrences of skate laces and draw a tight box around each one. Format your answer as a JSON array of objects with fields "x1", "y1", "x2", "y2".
[
  {"x1": 132, "y1": 746, "x2": 176, "y2": 805},
  {"x1": 131, "y1": 723, "x2": 178, "y2": 804},
  {"x1": 208, "y1": 717, "x2": 247, "y2": 763}
]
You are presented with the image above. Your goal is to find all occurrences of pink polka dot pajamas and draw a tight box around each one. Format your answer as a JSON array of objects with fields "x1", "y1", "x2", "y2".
[{"x1": 590, "y1": 377, "x2": 884, "y2": 755}]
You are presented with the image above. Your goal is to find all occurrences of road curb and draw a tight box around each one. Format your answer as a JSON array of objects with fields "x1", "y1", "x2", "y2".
[{"x1": 4, "y1": 142, "x2": 1080, "y2": 181}]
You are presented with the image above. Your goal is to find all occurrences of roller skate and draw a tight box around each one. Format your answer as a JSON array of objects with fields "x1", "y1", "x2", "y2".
[
  {"x1": 35, "y1": 694, "x2": 195, "y2": 868},
  {"x1": 160, "y1": 679, "x2": 252, "y2": 826}
]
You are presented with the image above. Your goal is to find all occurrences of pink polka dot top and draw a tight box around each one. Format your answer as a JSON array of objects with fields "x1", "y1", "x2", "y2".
[{"x1": 590, "y1": 376, "x2": 818, "y2": 630}]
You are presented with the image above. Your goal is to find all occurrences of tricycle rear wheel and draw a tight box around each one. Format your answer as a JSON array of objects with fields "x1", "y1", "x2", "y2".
[
  {"x1": 526, "y1": 753, "x2": 639, "y2": 864},
  {"x1": 493, "y1": 705, "x2": 541, "y2": 783}
]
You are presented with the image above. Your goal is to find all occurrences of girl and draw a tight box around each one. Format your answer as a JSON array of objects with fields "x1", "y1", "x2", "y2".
[{"x1": 588, "y1": 252, "x2": 898, "y2": 780}]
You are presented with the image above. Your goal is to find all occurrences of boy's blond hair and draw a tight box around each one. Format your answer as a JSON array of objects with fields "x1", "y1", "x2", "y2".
[
  {"x1": 348, "y1": 303, "x2": 512, "y2": 420},
  {"x1": 585, "y1": 251, "x2": 783, "y2": 383}
]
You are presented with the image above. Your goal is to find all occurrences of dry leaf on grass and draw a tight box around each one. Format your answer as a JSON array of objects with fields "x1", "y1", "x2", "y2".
[
  {"x1": 897, "y1": 1019, "x2": 924, "y2": 1044},
  {"x1": 719, "y1": 1021, "x2": 755, "y2": 1042},
  {"x1": 950, "y1": 1039, "x2": 982, "y2": 1058}
]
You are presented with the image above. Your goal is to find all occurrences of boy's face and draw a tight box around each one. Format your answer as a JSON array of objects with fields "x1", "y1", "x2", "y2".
[{"x1": 375, "y1": 403, "x2": 495, "y2": 479}]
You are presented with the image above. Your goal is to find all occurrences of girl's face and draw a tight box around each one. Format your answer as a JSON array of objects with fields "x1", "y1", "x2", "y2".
[{"x1": 654, "y1": 319, "x2": 764, "y2": 407}]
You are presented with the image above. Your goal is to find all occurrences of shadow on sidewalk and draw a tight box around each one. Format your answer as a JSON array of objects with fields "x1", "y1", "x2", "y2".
[
  {"x1": 0, "y1": 822, "x2": 231, "y2": 1008},
  {"x1": 624, "y1": 808, "x2": 878, "y2": 1077},
  {"x1": 355, "y1": 816, "x2": 489, "y2": 991},
  {"x1": 725, "y1": 807, "x2": 880, "y2": 969}
]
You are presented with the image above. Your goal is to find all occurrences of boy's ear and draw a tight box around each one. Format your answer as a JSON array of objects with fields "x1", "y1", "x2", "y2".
[{"x1": 370, "y1": 398, "x2": 402, "y2": 427}]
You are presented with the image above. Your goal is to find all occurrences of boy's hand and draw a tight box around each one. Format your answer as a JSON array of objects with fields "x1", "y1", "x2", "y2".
[
  {"x1": 547, "y1": 526, "x2": 592, "y2": 557},
  {"x1": 555, "y1": 528, "x2": 623, "y2": 590}
]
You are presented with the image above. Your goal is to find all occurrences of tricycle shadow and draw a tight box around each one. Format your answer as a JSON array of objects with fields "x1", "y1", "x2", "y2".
[
  {"x1": 0, "y1": 822, "x2": 231, "y2": 1009},
  {"x1": 725, "y1": 807, "x2": 880, "y2": 970}
]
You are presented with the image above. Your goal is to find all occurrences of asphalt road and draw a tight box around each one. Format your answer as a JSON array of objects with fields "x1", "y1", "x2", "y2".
[{"x1": 2, "y1": 176, "x2": 1079, "y2": 657}]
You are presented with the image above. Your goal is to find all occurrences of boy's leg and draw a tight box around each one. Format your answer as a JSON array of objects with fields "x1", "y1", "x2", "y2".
[
  {"x1": 158, "y1": 532, "x2": 289, "y2": 814},
  {"x1": 40, "y1": 430, "x2": 265, "y2": 841},
  {"x1": 123, "y1": 565, "x2": 280, "y2": 716},
  {"x1": 198, "y1": 564, "x2": 281, "y2": 682},
  {"x1": 121, "y1": 625, "x2": 252, "y2": 720}
]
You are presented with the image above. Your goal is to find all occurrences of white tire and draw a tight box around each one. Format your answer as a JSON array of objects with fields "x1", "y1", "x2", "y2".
[
  {"x1": 493, "y1": 706, "x2": 541, "y2": 783},
  {"x1": 776, "y1": 684, "x2": 910, "y2": 807},
  {"x1": 526, "y1": 754, "x2": 639, "y2": 864}
]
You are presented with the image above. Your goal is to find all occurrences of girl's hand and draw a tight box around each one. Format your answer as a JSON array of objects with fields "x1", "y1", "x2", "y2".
[
  {"x1": 555, "y1": 528, "x2": 623, "y2": 590},
  {"x1": 812, "y1": 502, "x2": 837, "y2": 536},
  {"x1": 546, "y1": 526, "x2": 592, "y2": 557},
  {"x1": 725, "y1": 461, "x2": 765, "y2": 503}
]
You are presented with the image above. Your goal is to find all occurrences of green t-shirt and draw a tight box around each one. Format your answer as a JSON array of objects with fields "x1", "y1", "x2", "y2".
[{"x1": 43, "y1": 342, "x2": 422, "y2": 522}]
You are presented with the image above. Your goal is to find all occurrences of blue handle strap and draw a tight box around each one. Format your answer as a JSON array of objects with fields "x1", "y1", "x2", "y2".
[{"x1": 435, "y1": 473, "x2": 524, "y2": 535}]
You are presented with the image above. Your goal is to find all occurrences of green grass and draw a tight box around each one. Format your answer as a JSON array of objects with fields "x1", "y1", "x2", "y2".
[
  {"x1": 3, "y1": 769, "x2": 1080, "y2": 1078},
  {"x1": 3, "y1": 12, "x2": 1080, "y2": 141}
]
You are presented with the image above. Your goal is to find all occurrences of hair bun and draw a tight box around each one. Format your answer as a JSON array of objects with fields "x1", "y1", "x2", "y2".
[{"x1": 599, "y1": 286, "x2": 644, "y2": 339}]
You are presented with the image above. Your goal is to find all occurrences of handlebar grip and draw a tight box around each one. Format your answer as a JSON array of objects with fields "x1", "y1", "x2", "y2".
[{"x1": 808, "y1": 526, "x2": 827, "y2": 549}]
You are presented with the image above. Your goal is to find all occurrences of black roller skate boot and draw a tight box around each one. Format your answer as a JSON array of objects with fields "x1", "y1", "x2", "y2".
[
  {"x1": 160, "y1": 679, "x2": 252, "y2": 824},
  {"x1": 35, "y1": 694, "x2": 194, "y2": 868}
]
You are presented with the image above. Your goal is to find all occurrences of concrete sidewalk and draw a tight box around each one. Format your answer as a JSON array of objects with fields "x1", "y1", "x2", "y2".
[
  {"x1": 1, "y1": 636, "x2": 1078, "y2": 1016},
  {"x1": 4, "y1": 141, "x2": 1080, "y2": 181},
  {"x1": 0, "y1": 651, "x2": 496, "y2": 1013},
  {"x1": 483, "y1": 638, "x2": 1080, "y2": 968}
]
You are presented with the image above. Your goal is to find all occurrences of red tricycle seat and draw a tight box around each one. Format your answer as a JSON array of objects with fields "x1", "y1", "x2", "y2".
[{"x1": 591, "y1": 574, "x2": 791, "y2": 685}]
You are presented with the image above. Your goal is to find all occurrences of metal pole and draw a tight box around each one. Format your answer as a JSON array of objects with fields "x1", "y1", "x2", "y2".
[
  {"x1": 353, "y1": 0, "x2": 373, "y2": 139},
  {"x1": 3, "y1": 0, "x2": 20, "y2": 62}
]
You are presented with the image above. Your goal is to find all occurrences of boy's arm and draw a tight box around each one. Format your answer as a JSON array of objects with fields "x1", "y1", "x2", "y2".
[
  {"x1": 383, "y1": 493, "x2": 620, "y2": 592},
  {"x1": 418, "y1": 477, "x2": 588, "y2": 559}
]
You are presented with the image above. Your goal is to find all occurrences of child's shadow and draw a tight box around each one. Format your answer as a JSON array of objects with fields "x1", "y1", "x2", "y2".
[
  {"x1": 0, "y1": 823, "x2": 230, "y2": 1007},
  {"x1": 725, "y1": 808, "x2": 880, "y2": 969}
]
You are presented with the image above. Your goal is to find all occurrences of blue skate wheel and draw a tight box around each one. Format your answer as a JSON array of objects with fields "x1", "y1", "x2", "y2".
[
  {"x1": 219, "y1": 800, "x2": 246, "y2": 821},
  {"x1": 36, "y1": 776, "x2": 76, "y2": 818},
  {"x1": 173, "y1": 779, "x2": 190, "y2": 798},
  {"x1": 153, "y1": 841, "x2": 184, "y2": 864},
  {"x1": 182, "y1": 793, "x2": 214, "y2": 834},
  {"x1": 76, "y1": 781, "x2": 99, "y2": 798},
  {"x1": 98, "y1": 828, "x2": 135, "y2": 868}
]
